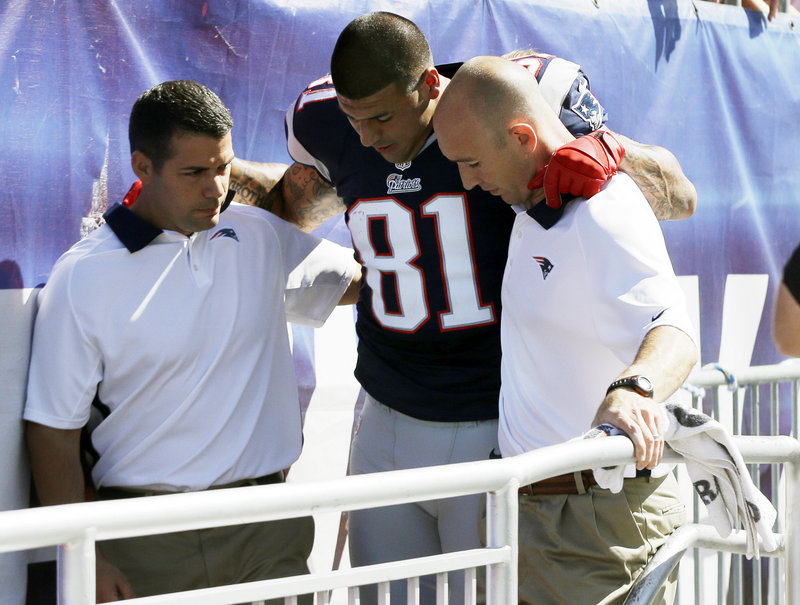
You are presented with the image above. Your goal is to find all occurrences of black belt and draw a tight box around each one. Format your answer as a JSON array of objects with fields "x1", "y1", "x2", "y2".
[{"x1": 95, "y1": 471, "x2": 284, "y2": 500}]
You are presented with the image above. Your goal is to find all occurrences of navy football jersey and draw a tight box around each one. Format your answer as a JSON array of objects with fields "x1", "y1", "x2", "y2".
[{"x1": 286, "y1": 54, "x2": 607, "y2": 421}]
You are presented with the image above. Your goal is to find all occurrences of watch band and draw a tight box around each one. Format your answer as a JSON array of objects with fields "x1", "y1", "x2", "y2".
[{"x1": 606, "y1": 375, "x2": 654, "y2": 398}]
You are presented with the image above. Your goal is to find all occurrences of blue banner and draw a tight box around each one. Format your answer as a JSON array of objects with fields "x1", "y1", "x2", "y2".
[
  {"x1": 1, "y1": 2, "x2": 799, "y2": 601},
  {"x1": 2, "y1": 0, "x2": 799, "y2": 367}
]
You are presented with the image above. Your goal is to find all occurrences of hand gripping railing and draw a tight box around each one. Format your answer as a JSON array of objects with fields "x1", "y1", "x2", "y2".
[
  {"x1": 623, "y1": 435, "x2": 800, "y2": 605},
  {"x1": 683, "y1": 360, "x2": 800, "y2": 604},
  {"x1": 0, "y1": 434, "x2": 797, "y2": 604}
]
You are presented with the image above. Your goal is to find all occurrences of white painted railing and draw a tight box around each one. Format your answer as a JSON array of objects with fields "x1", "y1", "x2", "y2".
[
  {"x1": 683, "y1": 360, "x2": 800, "y2": 605},
  {"x1": 1, "y1": 434, "x2": 798, "y2": 605}
]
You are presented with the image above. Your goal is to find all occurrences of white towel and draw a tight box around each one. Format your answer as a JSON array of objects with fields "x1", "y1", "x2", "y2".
[{"x1": 583, "y1": 402, "x2": 778, "y2": 559}]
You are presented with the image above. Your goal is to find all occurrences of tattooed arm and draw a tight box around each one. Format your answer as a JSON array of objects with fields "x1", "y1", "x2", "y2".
[
  {"x1": 611, "y1": 132, "x2": 697, "y2": 221},
  {"x1": 229, "y1": 159, "x2": 289, "y2": 212},
  {"x1": 277, "y1": 163, "x2": 346, "y2": 232},
  {"x1": 229, "y1": 160, "x2": 345, "y2": 232}
]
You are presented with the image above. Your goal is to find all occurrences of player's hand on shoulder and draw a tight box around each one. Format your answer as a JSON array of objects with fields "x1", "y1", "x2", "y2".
[{"x1": 529, "y1": 130, "x2": 625, "y2": 209}]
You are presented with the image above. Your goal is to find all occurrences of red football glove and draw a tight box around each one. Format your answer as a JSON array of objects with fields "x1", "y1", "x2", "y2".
[{"x1": 528, "y1": 130, "x2": 625, "y2": 209}]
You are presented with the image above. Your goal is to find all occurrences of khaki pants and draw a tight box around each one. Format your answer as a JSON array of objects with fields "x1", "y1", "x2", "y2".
[
  {"x1": 516, "y1": 473, "x2": 685, "y2": 605},
  {"x1": 99, "y1": 516, "x2": 314, "y2": 604}
]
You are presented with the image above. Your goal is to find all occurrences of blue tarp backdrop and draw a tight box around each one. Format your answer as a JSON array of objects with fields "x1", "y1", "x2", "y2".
[
  {"x1": 0, "y1": 1, "x2": 799, "y2": 602},
  {"x1": 1, "y1": 0, "x2": 799, "y2": 367}
]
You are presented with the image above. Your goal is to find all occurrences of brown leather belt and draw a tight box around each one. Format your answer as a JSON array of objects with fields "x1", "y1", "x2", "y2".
[
  {"x1": 95, "y1": 470, "x2": 284, "y2": 500},
  {"x1": 519, "y1": 470, "x2": 597, "y2": 496}
]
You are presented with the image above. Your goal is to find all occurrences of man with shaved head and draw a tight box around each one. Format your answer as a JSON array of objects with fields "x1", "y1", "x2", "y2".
[{"x1": 435, "y1": 56, "x2": 698, "y2": 604}]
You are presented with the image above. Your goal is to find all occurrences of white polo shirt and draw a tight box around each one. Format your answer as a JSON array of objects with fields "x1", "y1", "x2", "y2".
[
  {"x1": 499, "y1": 174, "x2": 695, "y2": 461},
  {"x1": 24, "y1": 202, "x2": 359, "y2": 491}
]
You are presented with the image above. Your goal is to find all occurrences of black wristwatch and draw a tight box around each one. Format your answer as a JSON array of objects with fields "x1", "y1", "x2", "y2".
[{"x1": 606, "y1": 375, "x2": 654, "y2": 398}]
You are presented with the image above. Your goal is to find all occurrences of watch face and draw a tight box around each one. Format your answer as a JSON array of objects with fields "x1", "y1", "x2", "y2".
[{"x1": 636, "y1": 376, "x2": 653, "y2": 393}]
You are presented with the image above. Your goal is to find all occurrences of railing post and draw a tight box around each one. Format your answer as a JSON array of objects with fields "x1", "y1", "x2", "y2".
[
  {"x1": 485, "y1": 483, "x2": 517, "y2": 605},
  {"x1": 58, "y1": 528, "x2": 96, "y2": 605},
  {"x1": 785, "y1": 459, "x2": 800, "y2": 605}
]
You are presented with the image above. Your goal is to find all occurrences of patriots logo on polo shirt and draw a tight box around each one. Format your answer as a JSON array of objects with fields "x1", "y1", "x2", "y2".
[
  {"x1": 533, "y1": 256, "x2": 553, "y2": 280},
  {"x1": 394, "y1": 161, "x2": 412, "y2": 171},
  {"x1": 210, "y1": 228, "x2": 239, "y2": 242}
]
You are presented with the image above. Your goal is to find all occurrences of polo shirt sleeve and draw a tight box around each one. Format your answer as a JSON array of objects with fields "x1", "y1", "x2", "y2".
[
  {"x1": 783, "y1": 242, "x2": 800, "y2": 304},
  {"x1": 269, "y1": 216, "x2": 359, "y2": 327},
  {"x1": 23, "y1": 258, "x2": 101, "y2": 430},
  {"x1": 578, "y1": 176, "x2": 697, "y2": 360}
]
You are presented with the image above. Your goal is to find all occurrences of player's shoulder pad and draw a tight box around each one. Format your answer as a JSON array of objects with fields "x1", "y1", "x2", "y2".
[
  {"x1": 510, "y1": 53, "x2": 606, "y2": 135},
  {"x1": 509, "y1": 52, "x2": 581, "y2": 83},
  {"x1": 286, "y1": 74, "x2": 343, "y2": 182},
  {"x1": 292, "y1": 74, "x2": 337, "y2": 115}
]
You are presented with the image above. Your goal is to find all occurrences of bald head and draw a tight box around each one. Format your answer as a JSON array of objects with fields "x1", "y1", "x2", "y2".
[
  {"x1": 438, "y1": 56, "x2": 568, "y2": 150},
  {"x1": 434, "y1": 56, "x2": 573, "y2": 207}
]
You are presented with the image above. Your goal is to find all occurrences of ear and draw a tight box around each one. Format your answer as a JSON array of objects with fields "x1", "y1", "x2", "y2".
[
  {"x1": 131, "y1": 150, "x2": 154, "y2": 183},
  {"x1": 423, "y1": 67, "x2": 442, "y2": 100},
  {"x1": 509, "y1": 123, "x2": 537, "y2": 152}
]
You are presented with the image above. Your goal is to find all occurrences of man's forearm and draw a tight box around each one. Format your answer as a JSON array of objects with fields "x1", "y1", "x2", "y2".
[
  {"x1": 338, "y1": 264, "x2": 363, "y2": 306},
  {"x1": 773, "y1": 283, "x2": 800, "y2": 357},
  {"x1": 281, "y1": 163, "x2": 346, "y2": 232},
  {"x1": 26, "y1": 423, "x2": 85, "y2": 505},
  {"x1": 621, "y1": 325, "x2": 698, "y2": 402},
  {"x1": 593, "y1": 325, "x2": 698, "y2": 469},
  {"x1": 230, "y1": 160, "x2": 345, "y2": 232},
  {"x1": 613, "y1": 132, "x2": 698, "y2": 221},
  {"x1": 26, "y1": 422, "x2": 138, "y2": 600},
  {"x1": 228, "y1": 159, "x2": 289, "y2": 214}
]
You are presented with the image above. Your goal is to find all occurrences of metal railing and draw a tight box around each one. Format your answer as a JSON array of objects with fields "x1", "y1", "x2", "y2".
[
  {"x1": 3, "y1": 360, "x2": 800, "y2": 604},
  {"x1": 0, "y1": 433, "x2": 798, "y2": 604},
  {"x1": 681, "y1": 360, "x2": 800, "y2": 604}
]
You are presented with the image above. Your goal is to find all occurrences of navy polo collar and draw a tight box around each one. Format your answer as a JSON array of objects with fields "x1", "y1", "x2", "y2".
[
  {"x1": 525, "y1": 195, "x2": 577, "y2": 230},
  {"x1": 103, "y1": 189, "x2": 235, "y2": 253}
]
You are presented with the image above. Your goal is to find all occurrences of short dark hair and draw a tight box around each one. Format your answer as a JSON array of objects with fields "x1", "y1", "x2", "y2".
[
  {"x1": 330, "y1": 12, "x2": 433, "y2": 99},
  {"x1": 128, "y1": 80, "x2": 233, "y2": 171}
]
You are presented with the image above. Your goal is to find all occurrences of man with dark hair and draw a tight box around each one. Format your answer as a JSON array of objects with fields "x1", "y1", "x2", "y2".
[
  {"x1": 127, "y1": 80, "x2": 235, "y2": 170},
  {"x1": 330, "y1": 12, "x2": 433, "y2": 100},
  {"x1": 231, "y1": 11, "x2": 697, "y2": 604},
  {"x1": 24, "y1": 80, "x2": 361, "y2": 602}
]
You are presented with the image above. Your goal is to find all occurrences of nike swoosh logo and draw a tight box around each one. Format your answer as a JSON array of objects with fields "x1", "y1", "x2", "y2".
[{"x1": 652, "y1": 309, "x2": 666, "y2": 322}]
